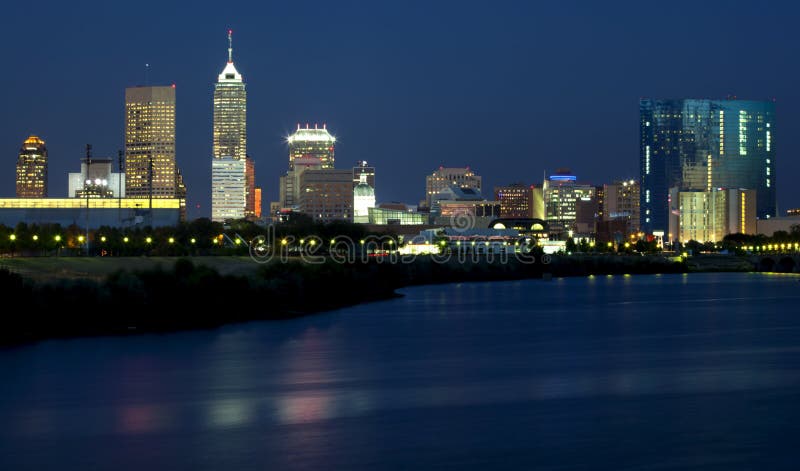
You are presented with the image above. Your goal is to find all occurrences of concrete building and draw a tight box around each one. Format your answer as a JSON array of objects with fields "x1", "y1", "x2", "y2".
[
  {"x1": 211, "y1": 157, "x2": 246, "y2": 222},
  {"x1": 16, "y1": 135, "x2": 48, "y2": 198},
  {"x1": 299, "y1": 168, "x2": 353, "y2": 222},
  {"x1": 757, "y1": 216, "x2": 800, "y2": 236},
  {"x1": 425, "y1": 167, "x2": 481, "y2": 207},
  {"x1": 125, "y1": 85, "x2": 181, "y2": 198}
]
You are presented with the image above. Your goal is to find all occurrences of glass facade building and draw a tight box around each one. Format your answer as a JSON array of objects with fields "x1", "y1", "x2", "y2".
[
  {"x1": 640, "y1": 99, "x2": 776, "y2": 235},
  {"x1": 16, "y1": 135, "x2": 48, "y2": 198}
]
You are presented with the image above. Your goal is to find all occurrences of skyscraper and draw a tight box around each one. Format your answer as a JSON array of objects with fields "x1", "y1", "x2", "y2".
[
  {"x1": 213, "y1": 30, "x2": 246, "y2": 160},
  {"x1": 603, "y1": 179, "x2": 640, "y2": 234},
  {"x1": 542, "y1": 171, "x2": 595, "y2": 234},
  {"x1": 211, "y1": 30, "x2": 248, "y2": 221},
  {"x1": 287, "y1": 123, "x2": 335, "y2": 170},
  {"x1": 125, "y1": 85, "x2": 179, "y2": 198},
  {"x1": 16, "y1": 135, "x2": 48, "y2": 197},
  {"x1": 640, "y1": 98, "x2": 776, "y2": 235}
]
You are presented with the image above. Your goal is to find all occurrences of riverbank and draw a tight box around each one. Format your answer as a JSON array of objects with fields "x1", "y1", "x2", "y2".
[{"x1": 1, "y1": 253, "x2": 690, "y2": 345}]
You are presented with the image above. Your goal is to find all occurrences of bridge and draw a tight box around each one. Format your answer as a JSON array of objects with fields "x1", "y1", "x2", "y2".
[{"x1": 748, "y1": 254, "x2": 800, "y2": 273}]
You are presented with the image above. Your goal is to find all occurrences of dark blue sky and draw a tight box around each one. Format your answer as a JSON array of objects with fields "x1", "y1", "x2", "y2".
[{"x1": 2, "y1": 0, "x2": 798, "y2": 219}]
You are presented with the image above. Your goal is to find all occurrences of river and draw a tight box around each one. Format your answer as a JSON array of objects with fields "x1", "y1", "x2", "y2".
[{"x1": 2, "y1": 273, "x2": 800, "y2": 470}]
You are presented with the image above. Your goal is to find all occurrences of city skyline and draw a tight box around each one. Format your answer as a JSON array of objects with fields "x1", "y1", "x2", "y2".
[{"x1": 2, "y1": 1, "x2": 799, "y2": 219}]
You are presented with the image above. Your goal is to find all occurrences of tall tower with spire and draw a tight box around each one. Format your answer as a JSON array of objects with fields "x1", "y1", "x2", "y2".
[
  {"x1": 212, "y1": 30, "x2": 249, "y2": 222},
  {"x1": 213, "y1": 29, "x2": 247, "y2": 160}
]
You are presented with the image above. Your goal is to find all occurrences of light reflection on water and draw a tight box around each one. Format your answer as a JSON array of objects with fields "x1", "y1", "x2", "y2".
[{"x1": 1, "y1": 273, "x2": 800, "y2": 470}]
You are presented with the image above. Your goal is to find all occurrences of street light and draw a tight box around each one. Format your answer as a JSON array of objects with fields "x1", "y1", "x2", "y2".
[
  {"x1": 32, "y1": 235, "x2": 38, "y2": 241},
  {"x1": 78, "y1": 235, "x2": 85, "y2": 243},
  {"x1": 190, "y1": 238, "x2": 196, "y2": 244},
  {"x1": 54, "y1": 235, "x2": 61, "y2": 242},
  {"x1": 100, "y1": 236, "x2": 107, "y2": 243},
  {"x1": 123, "y1": 236, "x2": 129, "y2": 243},
  {"x1": 9, "y1": 234, "x2": 16, "y2": 241},
  {"x1": 146, "y1": 237, "x2": 152, "y2": 244},
  {"x1": 168, "y1": 237, "x2": 175, "y2": 244}
]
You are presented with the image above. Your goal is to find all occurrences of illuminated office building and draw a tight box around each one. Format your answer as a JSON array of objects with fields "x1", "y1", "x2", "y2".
[
  {"x1": 603, "y1": 179, "x2": 640, "y2": 234},
  {"x1": 254, "y1": 187, "x2": 262, "y2": 218},
  {"x1": 211, "y1": 30, "x2": 249, "y2": 220},
  {"x1": 211, "y1": 156, "x2": 246, "y2": 222},
  {"x1": 16, "y1": 135, "x2": 48, "y2": 198},
  {"x1": 494, "y1": 183, "x2": 534, "y2": 218},
  {"x1": 213, "y1": 30, "x2": 247, "y2": 161},
  {"x1": 677, "y1": 188, "x2": 756, "y2": 243},
  {"x1": 299, "y1": 168, "x2": 353, "y2": 222},
  {"x1": 0, "y1": 198, "x2": 182, "y2": 228},
  {"x1": 425, "y1": 167, "x2": 481, "y2": 207},
  {"x1": 125, "y1": 85, "x2": 179, "y2": 198},
  {"x1": 287, "y1": 123, "x2": 335, "y2": 170},
  {"x1": 640, "y1": 99, "x2": 775, "y2": 234},
  {"x1": 543, "y1": 171, "x2": 595, "y2": 233}
]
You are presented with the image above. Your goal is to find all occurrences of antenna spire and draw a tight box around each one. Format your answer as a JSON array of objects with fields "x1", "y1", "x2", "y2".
[{"x1": 227, "y1": 29, "x2": 233, "y2": 63}]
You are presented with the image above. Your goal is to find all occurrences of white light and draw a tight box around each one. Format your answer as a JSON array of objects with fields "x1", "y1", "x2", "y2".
[{"x1": 94, "y1": 178, "x2": 101, "y2": 185}]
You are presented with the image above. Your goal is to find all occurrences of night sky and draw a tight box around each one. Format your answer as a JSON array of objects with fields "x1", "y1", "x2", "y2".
[{"x1": 2, "y1": 0, "x2": 798, "y2": 219}]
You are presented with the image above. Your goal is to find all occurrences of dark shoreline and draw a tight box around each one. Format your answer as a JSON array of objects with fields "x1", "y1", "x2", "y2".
[{"x1": 1, "y1": 253, "x2": 779, "y2": 347}]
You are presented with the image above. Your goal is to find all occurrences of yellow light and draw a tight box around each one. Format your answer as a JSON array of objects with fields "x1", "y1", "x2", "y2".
[
  {"x1": 330, "y1": 239, "x2": 336, "y2": 245},
  {"x1": 309, "y1": 239, "x2": 316, "y2": 246},
  {"x1": 389, "y1": 240, "x2": 394, "y2": 245},
  {"x1": 168, "y1": 237, "x2": 175, "y2": 244},
  {"x1": 360, "y1": 240, "x2": 365, "y2": 245},
  {"x1": 607, "y1": 242, "x2": 612, "y2": 247},
  {"x1": 101, "y1": 236, "x2": 107, "y2": 242},
  {"x1": 235, "y1": 239, "x2": 241, "y2": 245},
  {"x1": 78, "y1": 235, "x2": 85, "y2": 242},
  {"x1": 146, "y1": 237, "x2": 152, "y2": 244},
  {"x1": 54, "y1": 235, "x2": 61, "y2": 242},
  {"x1": 32, "y1": 235, "x2": 39, "y2": 241},
  {"x1": 9, "y1": 234, "x2": 16, "y2": 241},
  {"x1": 123, "y1": 236, "x2": 129, "y2": 243},
  {"x1": 281, "y1": 239, "x2": 288, "y2": 245},
  {"x1": 190, "y1": 238, "x2": 196, "y2": 244},
  {"x1": 624, "y1": 242, "x2": 630, "y2": 248},
  {"x1": 299, "y1": 239, "x2": 305, "y2": 244},
  {"x1": 589, "y1": 241, "x2": 595, "y2": 247}
]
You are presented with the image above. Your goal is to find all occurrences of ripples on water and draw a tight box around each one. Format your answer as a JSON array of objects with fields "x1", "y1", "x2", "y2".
[{"x1": 1, "y1": 273, "x2": 800, "y2": 470}]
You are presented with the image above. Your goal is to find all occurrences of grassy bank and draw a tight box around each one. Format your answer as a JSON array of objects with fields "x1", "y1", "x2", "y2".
[{"x1": 0, "y1": 254, "x2": 687, "y2": 345}]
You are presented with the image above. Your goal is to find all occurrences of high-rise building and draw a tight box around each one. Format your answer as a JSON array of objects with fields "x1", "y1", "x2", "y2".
[
  {"x1": 542, "y1": 171, "x2": 595, "y2": 234},
  {"x1": 299, "y1": 168, "x2": 353, "y2": 222},
  {"x1": 16, "y1": 135, "x2": 48, "y2": 197},
  {"x1": 211, "y1": 30, "x2": 248, "y2": 220},
  {"x1": 353, "y1": 173, "x2": 376, "y2": 223},
  {"x1": 640, "y1": 99, "x2": 776, "y2": 234},
  {"x1": 244, "y1": 155, "x2": 256, "y2": 219},
  {"x1": 212, "y1": 31, "x2": 246, "y2": 161},
  {"x1": 425, "y1": 167, "x2": 481, "y2": 207},
  {"x1": 494, "y1": 183, "x2": 534, "y2": 218},
  {"x1": 288, "y1": 123, "x2": 335, "y2": 170},
  {"x1": 280, "y1": 156, "x2": 323, "y2": 209},
  {"x1": 353, "y1": 161, "x2": 375, "y2": 189},
  {"x1": 125, "y1": 85, "x2": 179, "y2": 198},
  {"x1": 603, "y1": 179, "x2": 640, "y2": 234},
  {"x1": 211, "y1": 156, "x2": 246, "y2": 222}
]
